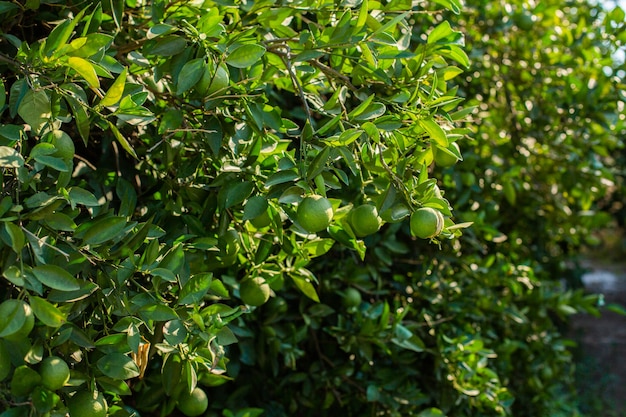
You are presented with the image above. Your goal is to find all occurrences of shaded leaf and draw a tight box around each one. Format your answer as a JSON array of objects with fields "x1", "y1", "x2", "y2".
[
  {"x1": 226, "y1": 44, "x2": 266, "y2": 68},
  {"x1": 32, "y1": 265, "x2": 80, "y2": 291},
  {"x1": 29, "y1": 296, "x2": 66, "y2": 327},
  {"x1": 97, "y1": 353, "x2": 140, "y2": 380}
]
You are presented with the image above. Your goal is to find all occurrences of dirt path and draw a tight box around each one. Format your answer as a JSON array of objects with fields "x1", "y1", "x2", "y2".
[{"x1": 570, "y1": 259, "x2": 626, "y2": 415}]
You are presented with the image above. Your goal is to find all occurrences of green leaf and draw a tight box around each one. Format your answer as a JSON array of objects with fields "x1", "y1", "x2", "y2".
[
  {"x1": 144, "y1": 35, "x2": 187, "y2": 56},
  {"x1": 147, "y1": 23, "x2": 176, "y2": 39},
  {"x1": 177, "y1": 58, "x2": 205, "y2": 95},
  {"x1": 162, "y1": 353, "x2": 183, "y2": 395},
  {"x1": 348, "y1": 94, "x2": 375, "y2": 120},
  {"x1": 419, "y1": 119, "x2": 448, "y2": 146},
  {"x1": 149, "y1": 267, "x2": 177, "y2": 282},
  {"x1": 306, "y1": 147, "x2": 330, "y2": 180},
  {"x1": 64, "y1": 94, "x2": 90, "y2": 145},
  {"x1": 108, "y1": 122, "x2": 138, "y2": 159},
  {"x1": 302, "y1": 238, "x2": 335, "y2": 258},
  {"x1": 0, "y1": 146, "x2": 24, "y2": 168},
  {"x1": 97, "y1": 353, "x2": 140, "y2": 380},
  {"x1": 116, "y1": 177, "x2": 137, "y2": 217},
  {"x1": 163, "y1": 320, "x2": 187, "y2": 345},
  {"x1": 289, "y1": 269, "x2": 320, "y2": 302},
  {"x1": 430, "y1": 0, "x2": 461, "y2": 14},
  {"x1": 29, "y1": 296, "x2": 66, "y2": 327},
  {"x1": 1, "y1": 222, "x2": 25, "y2": 253},
  {"x1": 100, "y1": 68, "x2": 128, "y2": 106},
  {"x1": 0, "y1": 2, "x2": 19, "y2": 14},
  {"x1": 0, "y1": 79, "x2": 5, "y2": 110},
  {"x1": 0, "y1": 300, "x2": 25, "y2": 336},
  {"x1": 0, "y1": 124, "x2": 24, "y2": 143},
  {"x1": 222, "y1": 181, "x2": 254, "y2": 209},
  {"x1": 391, "y1": 325, "x2": 425, "y2": 352},
  {"x1": 67, "y1": 34, "x2": 113, "y2": 58},
  {"x1": 67, "y1": 57, "x2": 100, "y2": 88},
  {"x1": 138, "y1": 304, "x2": 178, "y2": 322},
  {"x1": 32, "y1": 265, "x2": 80, "y2": 291},
  {"x1": 17, "y1": 90, "x2": 51, "y2": 133},
  {"x1": 81, "y1": 216, "x2": 128, "y2": 246},
  {"x1": 354, "y1": 102, "x2": 386, "y2": 121},
  {"x1": 243, "y1": 196, "x2": 269, "y2": 221},
  {"x1": 178, "y1": 273, "x2": 212, "y2": 305},
  {"x1": 3, "y1": 265, "x2": 24, "y2": 287},
  {"x1": 68, "y1": 187, "x2": 100, "y2": 207},
  {"x1": 44, "y1": 9, "x2": 85, "y2": 57},
  {"x1": 265, "y1": 170, "x2": 299, "y2": 188},
  {"x1": 33, "y1": 155, "x2": 70, "y2": 172},
  {"x1": 47, "y1": 281, "x2": 98, "y2": 303},
  {"x1": 428, "y1": 21, "x2": 455, "y2": 44},
  {"x1": 226, "y1": 44, "x2": 266, "y2": 68},
  {"x1": 417, "y1": 408, "x2": 446, "y2": 417}
]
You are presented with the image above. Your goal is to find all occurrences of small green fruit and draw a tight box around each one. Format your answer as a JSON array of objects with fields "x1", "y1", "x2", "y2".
[
  {"x1": 410, "y1": 207, "x2": 444, "y2": 239},
  {"x1": 176, "y1": 387, "x2": 208, "y2": 417},
  {"x1": 40, "y1": 356, "x2": 70, "y2": 390},
  {"x1": 349, "y1": 204, "x2": 382, "y2": 237},
  {"x1": 433, "y1": 142, "x2": 461, "y2": 168},
  {"x1": 240, "y1": 277, "x2": 271, "y2": 306},
  {"x1": 297, "y1": 195, "x2": 333, "y2": 233},
  {"x1": 342, "y1": 288, "x2": 362, "y2": 308},
  {"x1": 67, "y1": 390, "x2": 108, "y2": 417}
]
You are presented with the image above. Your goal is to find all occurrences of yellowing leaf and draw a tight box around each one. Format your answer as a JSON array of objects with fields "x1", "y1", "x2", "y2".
[
  {"x1": 67, "y1": 57, "x2": 100, "y2": 88},
  {"x1": 100, "y1": 68, "x2": 127, "y2": 106}
]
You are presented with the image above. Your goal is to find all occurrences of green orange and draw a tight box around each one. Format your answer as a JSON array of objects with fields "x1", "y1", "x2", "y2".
[
  {"x1": 176, "y1": 387, "x2": 208, "y2": 417},
  {"x1": 67, "y1": 390, "x2": 108, "y2": 417},
  {"x1": 342, "y1": 288, "x2": 362, "y2": 308},
  {"x1": 240, "y1": 277, "x2": 271, "y2": 306},
  {"x1": 40, "y1": 356, "x2": 70, "y2": 390},
  {"x1": 297, "y1": 195, "x2": 333, "y2": 233},
  {"x1": 349, "y1": 204, "x2": 382, "y2": 237},
  {"x1": 250, "y1": 210, "x2": 272, "y2": 229},
  {"x1": 410, "y1": 207, "x2": 444, "y2": 239},
  {"x1": 433, "y1": 142, "x2": 461, "y2": 168}
]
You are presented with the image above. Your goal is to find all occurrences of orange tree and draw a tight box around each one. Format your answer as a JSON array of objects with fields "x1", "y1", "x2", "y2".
[
  {"x1": 0, "y1": 0, "x2": 472, "y2": 416},
  {"x1": 1, "y1": 0, "x2": 624, "y2": 416}
]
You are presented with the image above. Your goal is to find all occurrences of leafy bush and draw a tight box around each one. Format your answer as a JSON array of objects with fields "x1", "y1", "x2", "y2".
[
  {"x1": 0, "y1": 0, "x2": 623, "y2": 416},
  {"x1": 0, "y1": 0, "x2": 471, "y2": 416}
]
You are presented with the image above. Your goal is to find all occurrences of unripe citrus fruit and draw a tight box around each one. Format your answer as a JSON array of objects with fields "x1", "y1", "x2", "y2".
[
  {"x1": 68, "y1": 390, "x2": 108, "y2": 417},
  {"x1": 240, "y1": 277, "x2": 271, "y2": 306},
  {"x1": 0, "y1": 341, "x2": 11, "y2": 381},
  {"x1": 410, "y1": 207, "x2": 444, "y2": 239},
  {"x1": 250, "y1": 210, "x2": 272, "y2": 229},
  {"x1": 176, "y1": 387, "x2": 208, "y2": 417},
  {"x1": 40, "y1": 356, "x2": 70, "y2": 390},
  {"x1": 434, "y1": 142, "x2": 461, "y2": 168},
  {"x1": 349, "y1": 204, "x2": 382, "y2": 237},
  {"x1": 46, "y1": 130, "x2": 75, "y2": 161},
  {"x1": 297, "y1": 195, "x2": 333, "y2": 233},
  {"x1": 0, "y1": 299, "x2": 35, "y2": 341},
  {"x1": 342, "y1": 288, "x2": 362, "y2": 308}
]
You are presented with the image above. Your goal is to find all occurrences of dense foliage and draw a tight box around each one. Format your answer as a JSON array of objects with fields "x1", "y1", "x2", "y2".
[{"x1": 0, "y1": 0, "x2": 623, "y2": 416}]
